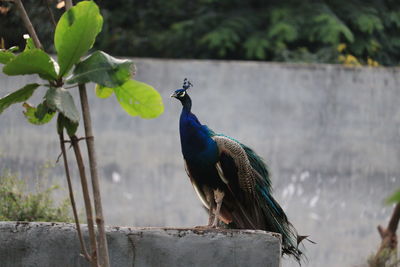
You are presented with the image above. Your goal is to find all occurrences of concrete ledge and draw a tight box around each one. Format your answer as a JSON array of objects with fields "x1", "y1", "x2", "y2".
[{"x1": 0, "y1": 222, "x2": 281, "y2": 267}]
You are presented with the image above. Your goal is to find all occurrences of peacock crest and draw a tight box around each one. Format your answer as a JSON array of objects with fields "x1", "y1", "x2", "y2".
[{"x1": 182, "y1": 78, "x2": 193, "y2": 90}]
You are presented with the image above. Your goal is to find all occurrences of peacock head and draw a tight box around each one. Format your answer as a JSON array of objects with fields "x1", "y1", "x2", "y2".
[{"x1": 171, "y1": 78, "x2": 193, "y2": 100}]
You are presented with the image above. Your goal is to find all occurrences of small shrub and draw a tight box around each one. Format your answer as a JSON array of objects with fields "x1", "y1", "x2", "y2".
[{"x1": 0, "y1": 170, "x2": 72, "y2": 222}]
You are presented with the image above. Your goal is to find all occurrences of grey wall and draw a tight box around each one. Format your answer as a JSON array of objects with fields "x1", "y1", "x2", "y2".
[
  {"x1": 0, "y1": 222, "x2": 281, "y2": 267},
  {"x1": 1, "y1": 59, "x2": 399, "y2": 267}
]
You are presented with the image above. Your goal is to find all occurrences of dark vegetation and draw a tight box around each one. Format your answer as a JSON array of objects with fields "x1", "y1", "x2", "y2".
[{"x1": 1, "y1": 0, "x2": 400, "y2": 65}]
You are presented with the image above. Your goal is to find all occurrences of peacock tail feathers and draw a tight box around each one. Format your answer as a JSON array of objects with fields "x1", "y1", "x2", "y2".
[
  {"x1": 209, "y1": 130, "x2": 303, "y2": 262},
  {"x1": 241, "y1": 144, "x2": 271, "y2": 190},
  {"x1": 207, "y1": 130, "x2": 270, "y2": 187}
]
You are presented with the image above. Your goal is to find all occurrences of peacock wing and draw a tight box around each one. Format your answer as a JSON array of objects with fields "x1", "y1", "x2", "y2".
[
  {"x1": 240, "y1": 143, "x2": 272, "y2": 191},
  {"x1": 212, "y1": 136, "x2": 256, "y2": 195},
  {"x1": 184, "y1": 160, "x2": 210, "y2": 209},
  {"x1": 212, "y1": 135, "x2": 266, "y2": 228}
]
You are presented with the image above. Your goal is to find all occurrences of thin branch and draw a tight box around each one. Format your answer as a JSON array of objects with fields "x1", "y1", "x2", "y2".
[
  {"x1": 78, "y1": 83, "x2": 110, "y2": 267},
  {"x1": 44, "y1": 0, "x2": 57, "y2": 28},
  {"x1": 65, "y1": 84, "x2": 78, "y2": 89},
  {"x1": 388, "y1": 203, "x2": 400, "y2": 235},
  {"x1": 57, "y1": 142, "x2": 72, "y2": 163},
  {"x1": 377, "y1": 203, "x2": 400, "y2": 251},
  {"x1": 64, "y1": 0, "x2": 72, "y2": 10},
  {"x1": 13, "y1": 0, "x2": 43, "y2": 50},
  {"x1": 370, "y1": 203, "x2": 400, "y2": 266},
  {"x1": 59, "y1": 131, "x2": 91, "y2": 262},
  {"x1": 61, "y1": 137, "x2": 90, "y2": 144},
  {"x1": 71, "y1": 134, "x2": 99, "y2": 267}
]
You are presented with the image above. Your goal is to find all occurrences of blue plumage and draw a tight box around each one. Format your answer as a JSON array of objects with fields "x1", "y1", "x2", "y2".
[
  {"x1": 172, "y1": 79, "x2": 305, "y2": 262},
  {"x1": 179, "y1": 106, "x2": 218, "y2": 165}
]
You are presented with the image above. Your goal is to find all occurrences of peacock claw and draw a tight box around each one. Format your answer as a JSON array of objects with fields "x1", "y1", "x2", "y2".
[
  {"x1": 212, "y1": 189, "x2": 225, "y2": 228},
  {"x1": 208, "y1": 210, "x2": 215, "y2": 226}
]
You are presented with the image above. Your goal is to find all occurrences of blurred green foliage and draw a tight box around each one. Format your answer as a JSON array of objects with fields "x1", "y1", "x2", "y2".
[
  {"x1": 1, "y1": 0, "x2": 400, "y2": 65},
  {"x1": 0, "y1": 170, "x2": 72, "y2": 222},
  {"x1": 386, "y1": 189, "x2": 400, "y2": 204}
]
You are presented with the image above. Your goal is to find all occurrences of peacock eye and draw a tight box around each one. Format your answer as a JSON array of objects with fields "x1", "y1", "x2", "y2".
[{"x1": 179, "y1": 91, "x2": 186, "y2": 97}]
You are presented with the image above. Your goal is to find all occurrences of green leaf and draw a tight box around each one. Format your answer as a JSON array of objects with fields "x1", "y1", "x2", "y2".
[
  {"x1": 0, "y1": 50, "x2": 16, "y2": 64},
  {"x1": 57, "y1": 113, "x2": 78, "y2": 136},
  {"x1": 8, "y1": 46, "x2": 19, "y2": 53},
  {"x1": 268, "y1": 22, "x2": 297, "y2": 42},
  {"x1": 45, "y1": 87, "x2": 80, "y2": 123},
  {"x1": 0, "y1": 83, "x2": 40, "y2": 114},
  {"x1": 23, "y1": 35, "x2": 36, "y2": 51},
  {"x1": 244, "y1": 34, "x2": 269, "y2": 59},
  {"x1": 67, "y1": 50, "x2": 134, "y2": 87},
  {"x1": 0, "y1": 46, "x2": 18, "y2": 64},
  {"x1": 95, "y1": 84, "x2": 113, "y2": 98},
  {"x1": 311, "y1": 13, "x2": 354, "y2": 44},
  {"x1": 114, "y1": 80, "x2": 164, "y2": 119},
  {"x1": 354, "y1": 13, "x2": 384, "y2": 34},
  {"x1": 55, "y1": 1, "x2": 103, "y2": 77},
  {"x1": 3, "y1": 49, "x2": 58, "y2": 80},
  {"x1": 23, "y1": 102, "x2": 56, "y2": 125},
  {"x1": 386, "y1": 189, "x2": 400, "y2": 204},
  {"x1": 35, "y1": 101, "x2": 52, "y2": 120}
]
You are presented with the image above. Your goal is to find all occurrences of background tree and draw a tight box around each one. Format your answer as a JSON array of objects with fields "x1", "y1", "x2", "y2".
[{"x1": 1, "y1": 0, "x2": 399, "y2": 65}]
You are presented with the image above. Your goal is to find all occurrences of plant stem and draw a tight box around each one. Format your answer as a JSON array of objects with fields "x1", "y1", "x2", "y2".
[
  {"x1": 44, "y1": 0, "x2": 56, "y2": 28},
  {"x1": 71, "y1": 135, "x2": 98, "y2": 267},
  {"x1": 387, "y1": 203, "x2": 400, "y2": 236},
  {"x1": 65, "y1": 0, "x2": 73, "y2": 10},
  {"x1": 78, "y1": 83, "x2": 110, "y2": 267},
  {"x1": 371, "y1": 203, "x2": 400, "y2": 266},
  {"x1": 62, "y1": 2, "x2": 106, "y2": 264},
  {"x1": 13, "y1": 0, "x2": 43, "y2": 50},
  {"x1": 59, "y1": 132, "x2": 91, "y2": 262}
]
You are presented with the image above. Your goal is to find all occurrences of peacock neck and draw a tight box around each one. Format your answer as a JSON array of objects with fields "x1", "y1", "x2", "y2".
[
  {"x1": 178, "y1": 94, "x2": 218, "y2": 166},
  {"x1": 181, "y1": 94, "x2": 192, "y2": 113}
]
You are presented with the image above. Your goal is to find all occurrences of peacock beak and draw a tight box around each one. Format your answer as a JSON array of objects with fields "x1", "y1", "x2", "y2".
[{"x1": 170, "y1": 92, "x2": 178, "y2": 98}]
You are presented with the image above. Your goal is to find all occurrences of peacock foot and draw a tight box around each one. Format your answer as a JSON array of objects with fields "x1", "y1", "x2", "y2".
[{"x1": 211, "y1": 189, "x2": 225, "y2": 228}]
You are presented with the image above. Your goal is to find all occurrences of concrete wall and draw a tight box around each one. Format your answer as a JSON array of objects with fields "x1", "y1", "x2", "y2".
[
  {"x1": 1, "y1": 59, "x2": 400, "y2": 267},
  {"x1": 0, "y1": 222, "x2": 281, "y2": 267}
]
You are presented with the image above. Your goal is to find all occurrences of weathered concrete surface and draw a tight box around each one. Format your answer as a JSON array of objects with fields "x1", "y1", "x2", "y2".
[
  {"x1": 0, "y1": 222, "x2": 281, "y2": 267},
  {"x1": 1, "y1": 60, "x2": 400, "y2": 266}
]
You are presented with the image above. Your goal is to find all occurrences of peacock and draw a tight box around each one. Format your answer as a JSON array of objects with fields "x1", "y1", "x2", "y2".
[{"x1": 171, "y1": 79, "x2": 306, "y2": 262}]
